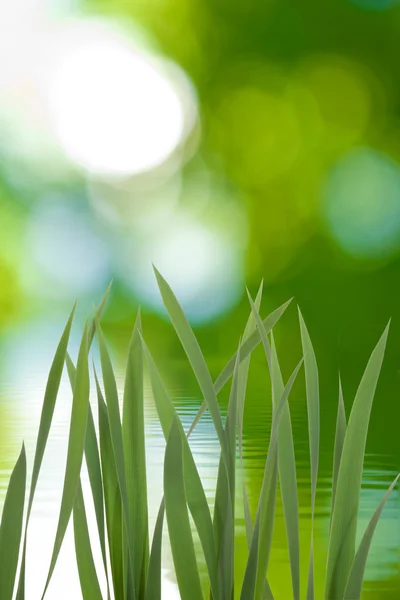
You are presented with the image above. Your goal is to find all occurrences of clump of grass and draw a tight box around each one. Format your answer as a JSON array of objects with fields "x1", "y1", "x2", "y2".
[{"x1": 0, "y1": 271, "x2": 397, "y2": 600}]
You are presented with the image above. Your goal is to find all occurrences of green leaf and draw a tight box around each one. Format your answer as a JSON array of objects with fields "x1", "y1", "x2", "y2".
[
  {"x1": 241, "y1": 358, "x2": 303, "y2": 600},
  {"x1": 96, "y1": 372, "x2": 124, "y2": 600},
  {"x1": 154, "y1": 266, "x2": 228, "y2": 467},
  {"x1": 0, "y1": 444, "x2": 26, "y2": 600},
  {"x1": 330, "y1": 376, "x2": 346, "y2": 530},
  {"x1": 142, "y1": 339, "x2": 219, "y2": 600},
  {"x1": 215, "y1": 341, "x2": 241, "y2": 600},
  {"x1": 238, "y1": 284, "x2": 263, "y2": 549},
  {"x1": 66, "y1": 354, "x2": 109, "y2": 598},
  {"x1": 343, "y1": 473, "x2": 400, "y2": 600},
  {"x1": 122, "y1": 310, "x2": 148, "y2": 599},
  {"x1": 324, "y1": 323, "x2": 389, "y2": 600},
  {"x1": 145, "y1": 499, "x2": 165, "y2": 600},
  {"x1": 41, "y1": 321, "x2": 90, "y2": 599},
  {"x1": 270, "y1": 332, "x2": 299, "y2": 600},
  {"x1": 73, "y1": 479, "x2": 104, "y2": 600},
  {"x1": 188, "y1": 298, "x2": 292, "y2": 437},
  {"x1": 164, "y1": 419, "x2": 203, "y2": 600},
  {"x1": 17, "y1": 305, "x2": 76, "y2": 600},
  {"x1": 95, "y1": 317, "x2": 133, "y2": 597},
  {"x1": 247, "y1": 291, "x2": 300, "y2": 599},
  {"x1": 298, "y1": 309, "x2": 320, "y2": 600}
]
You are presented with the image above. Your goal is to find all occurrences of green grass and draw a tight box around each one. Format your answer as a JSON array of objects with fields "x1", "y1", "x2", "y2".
[{"x1": 0, "y1": 271, "x2": 398, "y2": 600}]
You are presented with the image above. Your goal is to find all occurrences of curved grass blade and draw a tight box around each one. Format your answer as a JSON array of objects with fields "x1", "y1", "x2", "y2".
[
  {"x1": 96, "y1": 372, "x2": 124, "y2": 600},
  {"x1": 142, "y1": 339, "x2": 219, "y2": 600},
  {"x1": 154, "y1": 266, "x2": 228, "y2": 467},
  {"x1": 343, "y1": 473, "x2": 400, "y2": 600},
  {"x1": 122, "y1": 310, "x2": 148, "y2": 599},
  {"x1": 214, "y1": 341, "x2": 241, "y2": 600},
  {"x1": 325, "y1": 323, "x2": 389, "y2": 600},
  {"x1": 343, "y1": 472, "x2": 400, "y2": 600},
  {"x1": 66, "y1": 355, "x2": 109, "y2": 598},
  {"x1": 0, "y1": 444, "x2": 26, "y2": 600},
  {"x1": 188, "y1": 298, "x2": 293, "y2": 437},
  {"x1": 330, "y1": 376, "x2": 346, "y2": 531},
  {"x1": 41, "y1": 321, "x2": 90, "y2": 599},
  {"x1": 237, "y1": 283, "x2": 263, "y2": 549},
  {"x1": 17, "y1": 305, "x2": 76, "y2": 600},
  {"x1": 247, "y1": 292, "x2": 300, "y2": 600},
  {"x1": 164, "y1": 419, "x2": 203, "y2": 600},
  {"x1": 145, "y1": 499, "x2": 165, "y2": 600},
  {"x1": 73, "y1": 479, "x2": 103, "y2": 600},
  {"x1": 95, "y1": 317, "x2": 134, "y2": 597},
  {"x1": 270, "y1": 332, "x2": 299, "y2": 600},
  {"x1": 298, "y1": 309, "x2": 319, "y2": 600},
  {"x1": 88, "y1": 283, "x2": 113, "y2": 347},
  {"x1": 241, "y1": 358, "x2": 303, "y2": 600}
]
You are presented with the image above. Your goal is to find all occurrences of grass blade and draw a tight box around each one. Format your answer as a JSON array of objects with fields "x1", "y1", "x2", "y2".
[
  {"x1": 145, "y1": 499, "x2": 165, "y2": 600},
  {"x1": 330, "y1": 376, "x2": 346, "y2": 530},
  {"x1": 247, "y1": 292, "x2": 300, "y2": 599},
  {"x1": 324, "y1": 322, "x2": 389, "y2": 600},
  {"x1": 270, "y1": 332, "x2": 299, "y2": 600},
  {"x1": 238, "y1": 284, "x2": 263, "y2": 549},
  {"x1": 66, "y1": 354, "x2": 109, "y2": 598},
  {"x1": 214, "y1": 341, "x2": 241, "y2": 600},
  {"x1": 96, "y1": 372, "x2": 124, "y2": 600},
  {"x1": 17, "y1": 305, "x2": 76, "y2": 600},
  {"x1": 241, "y1": 358, "x2": 303, "y2": 600},
  {"x1": 0, "y1": 444, "x2": 26, "y2": 600},
  {"x1": 343, "y1": 473, "x2": 400, "y2": 600},
  {"x1": 298, "y1": 309, "x2": 320, "y2": 600},
  {"x1": 122, "y1": 310, "x2": 148, "y2": 599},
  {"x1": 41, "y1": 321, "x2": 90, "y2": 599},
  {"x1": 95, "y1": 317, "x2": 133, "y2": 597},
  {"x1": 73, "y1": 479, "x2": 104, "y2": 600},
  {"x1": 164, "y1": 419, "x2": 203, "y2": 600},
  {"x1": 142, "y1": 339, "x2": 219, "y2": 600},
  {"x1": 154, "y1": 266, "x2": 228, "y2": 467},
  {"x1": 188, "y1": 298, "x2": 293, "y2": 437}
]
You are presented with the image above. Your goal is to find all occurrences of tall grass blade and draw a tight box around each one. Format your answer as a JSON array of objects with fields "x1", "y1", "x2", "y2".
[
  {"x1": 270, "y1": 332, "x2": 299, "y2": 600},
  {"x1": 66, "y1": 354, "x2": 109, "y2": 597},
  {"x1": 142, "y1": 339, "x2": 219, "y2": 600},
  {"x1": 343, "y1": 473, "x2": 400, "y2": 600},
  {"x1": 0, "y1": 444, "x2": 26, "y2": 600},
  {"x1": 17, "y1": 305, "x2": 76, "y2": 600},
  {"x1": 154, "y1": 266, "x2": 229, "y2": 467},
  {"x1": 331, "y1": 376, "x2": 346, "y2": 530},
  {"x1": 248, "y1": 290, "x2": 300, "y2": 599},
  {"x1": 73, "y1": 479, "x2": 103, "y2": 600},
  {"x1": 41, "y1": 321, "x2": 90, "y2": 599},
  {"x1": 237, "y1": 283, "x2": 263, "y2": 548},
  {"x1": 122, "y1": 310, "x2": 148, "y2": 599},
  {"x1": 324, "y1": 322, "x2": 389, "y2": 600},
  {"x1": 88, "y1": 283, "x2": 113, "y2": 347},
  {"x1": 214, "y1": 341, "x2": 241, "y2": 600},
  {"x1": 96, "y1": 371, "x2": 124, "y2": 600},
  {"x1": 188, "y1": 298, "x2": 293, "y2": 437},
  {"x1": 95, "y1": 318, "x2": 133, "y2": 597},
  {"x1": 241, "y1": 358, "x2": 303, "y2": 600},
  {"x1": 145, "y1": 499, "x2": 165, "y2": 600},
  {"x1": 298, "y1": 309, "x2": 319, "y2": 600},
  {"x1": 164, "y1": 419, "x2": 203, "y2": 600}
]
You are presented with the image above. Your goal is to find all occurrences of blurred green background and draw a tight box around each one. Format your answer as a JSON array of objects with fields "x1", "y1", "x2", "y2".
[{"x1": 1, "y1": 0, "x2": 400, "y2": 597}]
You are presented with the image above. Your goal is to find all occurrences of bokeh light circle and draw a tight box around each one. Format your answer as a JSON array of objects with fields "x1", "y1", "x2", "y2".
[{"x1": 323, "y1": 147, "x2": 400, "y2": 259}]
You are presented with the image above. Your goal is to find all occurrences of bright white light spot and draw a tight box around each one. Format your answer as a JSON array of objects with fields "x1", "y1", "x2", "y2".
[
  {"x1": 323, "y1": 147, "x2": 400, "y2": 259},
  {"x1": 48, "y1": 22, "x2": 192, "y2": 176},
  {"x1": 120, "y1": 214, "x2": 245, "y2": 323}
]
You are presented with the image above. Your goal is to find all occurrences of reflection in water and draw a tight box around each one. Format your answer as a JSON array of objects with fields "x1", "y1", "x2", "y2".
[{"x1": 0, "y1": 334, "x2": 399, "y2": 599}]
